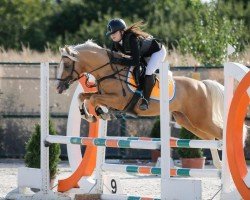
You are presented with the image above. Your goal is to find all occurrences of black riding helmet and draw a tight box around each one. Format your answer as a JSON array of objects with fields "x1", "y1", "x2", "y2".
[{"x1": 106, "y1": 18, "x2": 127, "y2": 36}]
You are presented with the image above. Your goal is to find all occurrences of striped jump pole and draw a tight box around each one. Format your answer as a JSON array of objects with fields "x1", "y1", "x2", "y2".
[
  {"x1": 107, "y1": 136, "x2": 223, "y2": 149},
  {"x1": 101, "y1": 163, "x2": 221, "y2": 178},
  {"x1": 46, "y1": 135, "x2": 222, "y2": 149},
  {"x1": 101, "y1": 194, "x2": 160, "y2": 200}
]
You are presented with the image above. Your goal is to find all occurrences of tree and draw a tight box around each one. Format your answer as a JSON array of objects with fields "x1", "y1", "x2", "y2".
[{"x1": 180, "y1": 1, "x2": 245, "y2": 66}]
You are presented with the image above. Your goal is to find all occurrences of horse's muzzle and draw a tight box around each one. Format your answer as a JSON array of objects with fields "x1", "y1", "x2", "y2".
[{"x1": 56, "y1": 81, "x2": 68, "y2": 94}]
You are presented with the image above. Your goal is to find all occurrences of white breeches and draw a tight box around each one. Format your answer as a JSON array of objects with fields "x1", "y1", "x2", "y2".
[{"x1": 145, "y1": 45, "x2": 167, "y2": 75}]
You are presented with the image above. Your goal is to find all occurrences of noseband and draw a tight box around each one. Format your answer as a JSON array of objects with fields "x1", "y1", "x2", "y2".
[{"x1": 57, "y1": 56, "x2": 85, "y2": 89}]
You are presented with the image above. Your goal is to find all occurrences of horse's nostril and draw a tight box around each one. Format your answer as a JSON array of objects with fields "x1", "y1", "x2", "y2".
[{"x1": 54, "y1": 80, "x2": 59, "y2": 86}]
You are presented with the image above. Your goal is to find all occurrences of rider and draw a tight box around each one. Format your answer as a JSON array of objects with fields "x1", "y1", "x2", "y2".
[{"x1": 106, "y1": 18, "x2": 166, "y2": 110}]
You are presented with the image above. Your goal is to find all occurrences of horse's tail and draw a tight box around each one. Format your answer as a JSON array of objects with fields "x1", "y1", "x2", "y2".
[
  {"x1": 203, "y1": 80, "x2": 248, "y2": 146},
  {"x1": 243, "y1": 125, "x2": 247, "y2": 147},
  {"x1": 202, "y1": 80, "x2": 224, "y2": 129}
]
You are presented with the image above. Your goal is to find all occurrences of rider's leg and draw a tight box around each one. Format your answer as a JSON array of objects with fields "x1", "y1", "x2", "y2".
[
  {"x1": 133, "y1": 66, "x2": 141, "y2": 87},
  {"x1": 139, "y1": 45, "x2": 166, "y2": 110},
  {"x1": 139, "y1": 75, "x2": 155, "y2": 110}
]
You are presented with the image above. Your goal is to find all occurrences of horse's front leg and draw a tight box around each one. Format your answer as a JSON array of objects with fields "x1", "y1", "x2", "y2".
[
  {"x1": 89, "y1": 93, "x2": 123, "y2": 120},
  {"x1": 94, "y1": 106, "x2": 111, "y2": 120},
  {"x1": 78, "y1": 92, "x2": 97, "y2": 122}
]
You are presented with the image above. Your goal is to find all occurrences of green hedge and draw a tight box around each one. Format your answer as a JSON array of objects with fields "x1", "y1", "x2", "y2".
[{"x1": 24, "y1": 120, "x2": 61, "y2": 179}]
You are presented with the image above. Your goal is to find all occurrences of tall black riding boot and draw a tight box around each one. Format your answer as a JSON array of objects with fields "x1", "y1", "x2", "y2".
[{"x1": 139, "y1": 75, "x2": 155, "y2": 110}]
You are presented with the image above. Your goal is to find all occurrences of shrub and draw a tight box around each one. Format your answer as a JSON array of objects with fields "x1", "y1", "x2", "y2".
[
  {"x1": 177, "y1": 127, "x2": 203, "y2": 158},
  {"x1": 24, "y1": 120, "x2": 61, "y2": 179},
  {"x1": 150, "y1": 118, "x2": 160, "y2": 138}
]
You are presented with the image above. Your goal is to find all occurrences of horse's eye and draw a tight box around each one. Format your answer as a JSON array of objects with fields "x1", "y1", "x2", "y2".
[{"x1": 64, "y1": 64, "x2": 71, "y2": 71}]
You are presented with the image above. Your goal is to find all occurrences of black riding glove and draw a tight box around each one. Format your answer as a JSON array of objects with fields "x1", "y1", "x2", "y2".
[{"x1": 110, "y1": 57, "x2": 122, "y2": 64}]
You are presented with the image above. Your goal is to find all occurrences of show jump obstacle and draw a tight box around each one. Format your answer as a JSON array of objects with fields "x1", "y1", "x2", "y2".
[{"x1": 6, "y1": 62, "x2": 250, "y2": 200}]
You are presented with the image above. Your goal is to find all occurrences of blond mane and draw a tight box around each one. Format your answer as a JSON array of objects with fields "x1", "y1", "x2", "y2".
[
  {"x1": 59, "y1": 40, "x2": 104, "y2": 61},
  {"x1": 60, "y1": 39, "x2": 124, "y2": 61},
  {"x1": 74, "y1": 40, "x2": 102, "y2": 51}
]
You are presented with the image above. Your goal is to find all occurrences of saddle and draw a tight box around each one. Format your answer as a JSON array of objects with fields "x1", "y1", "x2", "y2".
[{"x1": 123, "y1": 66, "x2": 175, "y2": 117}]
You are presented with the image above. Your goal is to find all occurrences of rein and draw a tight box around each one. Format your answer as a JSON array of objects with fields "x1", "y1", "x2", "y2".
[
  {"x1": 58, "y1": 50, "x2": 137, "y2": 95},
  {"x1": 57, "y1": 55, "x2": 111, "y2": 89}
]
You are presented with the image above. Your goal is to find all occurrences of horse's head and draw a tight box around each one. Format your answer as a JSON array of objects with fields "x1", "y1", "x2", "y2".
[
  {"x1": 56, "y1": 40, "x2": 113, "y2": 93},
  {"x1": 56, "y1": 45, "x2": 83, "y2": 94}
]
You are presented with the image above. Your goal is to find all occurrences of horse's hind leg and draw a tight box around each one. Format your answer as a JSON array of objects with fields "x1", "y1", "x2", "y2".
[
  {"x1": 185, "y1": 111, "x2": 223, "y2": 140},
  {"x1": 172, "y1": 111, "x2": 221, "y2": 169},
  {"x1": 172, "y1": 111, "x2": 211, "y2": 139}
]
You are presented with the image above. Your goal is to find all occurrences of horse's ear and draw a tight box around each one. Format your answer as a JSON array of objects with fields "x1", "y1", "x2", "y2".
[
  {"x1": 65, "y1": 46, "x2": 71, "y2": 55},
  {"x1": 59, "y1": 47, "x2": 64, "y2": 54}
]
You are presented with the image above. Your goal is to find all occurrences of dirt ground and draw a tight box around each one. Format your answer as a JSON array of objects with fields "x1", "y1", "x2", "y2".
[{"x1": 0, "y1": 159, "x2": 227, "y2": 200}]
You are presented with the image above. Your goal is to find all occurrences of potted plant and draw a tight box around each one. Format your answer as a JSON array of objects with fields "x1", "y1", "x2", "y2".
[
  {"x1": 150, "y1": 118, "x2": 161, "y2": 163},
  {"x1": 24, "y1": 120, "x2": 61, "y2": 189},
  {"x1": 177, "y1": 127, "x2": 205, "y2": 169}
]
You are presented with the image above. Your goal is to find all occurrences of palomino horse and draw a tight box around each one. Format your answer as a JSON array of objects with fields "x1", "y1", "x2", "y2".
[{"x1": 56, "y1": 40, "x2": 225, "y2": 168}]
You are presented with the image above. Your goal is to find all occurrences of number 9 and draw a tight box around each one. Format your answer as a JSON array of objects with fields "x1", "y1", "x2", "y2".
[{"x1": 111, "y1": 179, "x2": 117, "y2": 193}]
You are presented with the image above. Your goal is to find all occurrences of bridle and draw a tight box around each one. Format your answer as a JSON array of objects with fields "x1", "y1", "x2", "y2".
[
  {"x1": 57, "y1": 54, "x2": 111, "y2": 90},
  {"x1": 57, "y1": 49, "x2": 137, "y2": 97},
  {"x1": 56, "y1": 56, "x2": 83, "y2": 89}
]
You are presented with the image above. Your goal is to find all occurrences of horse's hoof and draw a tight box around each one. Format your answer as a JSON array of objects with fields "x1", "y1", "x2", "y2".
[
  {"x1": 100, "y1": 113, "x2": 111, "y2": 120},
  {"x1": 81, "y1": 114, "x2": 97, "y2": 123},
  {"x1": 213, "y1": 162, "x2": 222, "y2": 169},
  {"x1": 110, "y1": 114, "x2": 117, "y2": 120},
  {"x1": 80, "y1": 115, "x2": 87, "y2": 120},
  {"x1": 86, "y1": 115, "x2": 97, "y2": 123}
]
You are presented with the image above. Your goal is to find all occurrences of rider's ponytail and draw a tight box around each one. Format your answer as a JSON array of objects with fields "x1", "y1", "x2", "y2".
[{"x1": 125, "y1": 21, "x2": 151, "y2": 39}]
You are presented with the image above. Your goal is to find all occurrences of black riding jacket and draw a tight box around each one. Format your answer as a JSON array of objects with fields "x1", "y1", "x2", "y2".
[{"x1": 111, "y1": 31, "x2": 161, "y2": 67}]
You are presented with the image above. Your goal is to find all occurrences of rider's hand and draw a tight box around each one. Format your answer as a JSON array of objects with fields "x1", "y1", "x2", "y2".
[{"x1": 110, "y1": 57, "x2": 121, "y2": 64}]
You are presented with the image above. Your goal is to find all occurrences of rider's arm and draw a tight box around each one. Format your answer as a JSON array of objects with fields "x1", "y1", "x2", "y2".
[
  {"x1": 111, "y1": 35, "x2": 140, "y2": 66},
  {"x1": 111, "y1": 43, "x2": 118, "y2": 52}
]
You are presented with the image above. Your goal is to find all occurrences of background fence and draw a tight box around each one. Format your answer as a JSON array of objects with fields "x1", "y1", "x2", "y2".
[{"x1": 0, "y1": 63, "x2": 249, "y2": 160}]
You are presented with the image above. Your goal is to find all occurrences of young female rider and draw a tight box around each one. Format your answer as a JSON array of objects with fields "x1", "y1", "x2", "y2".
[{"x1": 106, "y1": 18, "x2": 166, "y2": 110}]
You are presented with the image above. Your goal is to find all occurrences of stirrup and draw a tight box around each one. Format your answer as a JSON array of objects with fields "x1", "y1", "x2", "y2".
[{"x1": 139, "y1": 98, "x2": 149, "y2": 111}]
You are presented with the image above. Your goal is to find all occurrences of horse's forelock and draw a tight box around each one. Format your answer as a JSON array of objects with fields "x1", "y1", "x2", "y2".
[{"x1": 60, "y1": 46, "x2": 79, "y2": 62}]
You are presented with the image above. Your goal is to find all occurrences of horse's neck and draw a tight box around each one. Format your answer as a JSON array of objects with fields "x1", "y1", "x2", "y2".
[
  {"x1": 79, "y1": 50, "x2": 112, "y2": 79},
  {"x1": 79, "y1": 48, "x2": 129, "y2": 82}
]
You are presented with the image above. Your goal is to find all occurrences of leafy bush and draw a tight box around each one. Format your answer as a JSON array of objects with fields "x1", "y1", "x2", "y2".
[
  {"x1": 24, "y1": 120, "x2": 61, "y2": 179},
  {"x1": 177, "y1": 127, "x2": 203, "y2": 158},
  {"x1": 150, "y1": 118, "x2": 160, "y2": 138},
  {"x1": 180, "y1": 1, "x2": 245, "y2": 66}
]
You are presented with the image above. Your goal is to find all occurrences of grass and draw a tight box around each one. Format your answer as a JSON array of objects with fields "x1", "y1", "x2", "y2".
[
  {"x1": 0, "y1": 46, "x2": 60, "y2": 63},
  {"x1": 0, "y1": 45, "x2": 249, "y2": 66}
]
